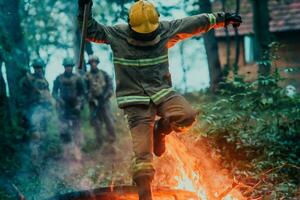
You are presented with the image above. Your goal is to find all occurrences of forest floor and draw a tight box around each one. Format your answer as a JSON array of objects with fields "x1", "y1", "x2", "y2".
[
  {"x1": 4, "y1": 77, "x2": 300, "y2": 200},
  {"x1": 18, "y1": 101, "x2": 243, "y2": 200},
  {"x1": 14, "y1": 87, "x2": 300, "y2": 200},
  {"x1": 8, "y1": 102, "x2": 241, "y2": 200}
]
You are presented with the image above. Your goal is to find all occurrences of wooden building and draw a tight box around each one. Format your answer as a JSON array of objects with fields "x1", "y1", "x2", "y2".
[{"x1": 213, "y1": 0, "x2": 300, "y2": 91}]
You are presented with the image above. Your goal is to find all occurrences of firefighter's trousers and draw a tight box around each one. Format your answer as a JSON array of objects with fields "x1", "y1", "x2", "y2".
[{"x1": 124, "y1": 95, "x2": 198, "y2": 183}]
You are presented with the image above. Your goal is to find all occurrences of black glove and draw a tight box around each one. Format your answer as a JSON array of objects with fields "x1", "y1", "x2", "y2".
[
  {"x1": 78, "y1": 0, "x2": 92, "y2": 8},
  {"x1": 225, "y1": 13, "x2": 242, "y2": 28}
]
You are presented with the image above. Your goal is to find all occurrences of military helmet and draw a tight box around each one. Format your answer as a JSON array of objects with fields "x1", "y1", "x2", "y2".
[
  {"x1": 128, "y1": 0, "x2": 160, "y2": 34},
  {"x1": 32, "y1": 58, "x2": 45, "y2": 68},
  {"x1": 88, "y1": 55, "x2": 100, "y2": 64},
  {"x1": 63, "y1": 57, "x2": 75, "y2": 67}
]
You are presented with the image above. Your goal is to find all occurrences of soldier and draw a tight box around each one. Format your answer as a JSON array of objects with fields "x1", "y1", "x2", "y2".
[
  {"x1": 86, "y1": 55, "x2": 116, "y2": 145},
  {"x1": 19, "y1": 58, "x2": 53, "y2": 161},
  {"x1": 52, "y1": 57, "x2": 85, "y2": 161},
  {"x1": 78, "y1": 0, "x2": 242, "y2": 199}
]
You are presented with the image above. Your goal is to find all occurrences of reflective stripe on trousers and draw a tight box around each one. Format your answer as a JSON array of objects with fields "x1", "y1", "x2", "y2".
[{"x1": 117, "y1": 88, "x2": 174, "y2": 107}]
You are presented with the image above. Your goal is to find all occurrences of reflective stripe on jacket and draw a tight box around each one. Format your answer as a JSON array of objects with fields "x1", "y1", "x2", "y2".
[{"x1": 79, "y1": 9, "x2": 225, "y2": 108}]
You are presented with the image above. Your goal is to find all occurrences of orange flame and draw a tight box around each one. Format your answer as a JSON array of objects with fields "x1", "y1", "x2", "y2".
[{"x1": 153, "y1": 134, "x2": 245, "y2": 200}]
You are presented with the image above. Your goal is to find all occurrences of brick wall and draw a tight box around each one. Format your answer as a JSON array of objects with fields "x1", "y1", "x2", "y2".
[{"x1": 217, "y1": 31, "x2": 300, "y2": 91}]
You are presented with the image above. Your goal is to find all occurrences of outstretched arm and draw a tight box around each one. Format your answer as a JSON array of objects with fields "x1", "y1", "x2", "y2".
[
  {"x1": 78, "y1": 0, "x2": 113, "y2": 44},
  {"x1": 166, "y1": 12, "x2": 241, "y2": 48}
]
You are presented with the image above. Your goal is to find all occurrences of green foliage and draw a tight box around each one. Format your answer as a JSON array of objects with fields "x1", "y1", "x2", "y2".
[
  {"x1": 0, "y1": 188, "x2": 14, "y2": 200},
  {"x1": 21, "y1": 0, "x2": 77, "y2": 60},
  {"x1": 195, "y1": 73, "x2": 300, "y2": 199},
  {"x1": 0, "y1": 107, "x2": 63, "y2": 199}
]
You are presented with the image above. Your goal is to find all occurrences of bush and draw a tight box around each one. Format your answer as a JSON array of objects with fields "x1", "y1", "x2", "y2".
[{"x1": 195, "y1": 72, "x2": 300, "y2": 199}]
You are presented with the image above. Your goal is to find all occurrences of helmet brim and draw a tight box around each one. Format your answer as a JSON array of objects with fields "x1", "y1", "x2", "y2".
[{"x1": 131, "y1": 23, "x2": 159, "y2": 34}]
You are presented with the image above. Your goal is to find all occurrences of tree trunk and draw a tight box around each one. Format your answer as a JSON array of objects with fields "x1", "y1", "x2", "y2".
[
  {"x1": 179, "y1": 43, "x2": 188, "y2": 93},
  {"x1": 0, "y1": 0, "x2": 28, "y2": 115},
  {"x1": 252, "y1": 0, "x2": 271, "y2": 76},
  {"x1": 0, "y1": 56, "x2": 7, "y2": 104},
  {"x1": 0, "y1": 56, "x2": 9, "y2": 127},
  {"x1": 222, "y1": 0, "x2": 231, "y2": 79},
  {"x1": 199, "y1": 0, "x2": 223, "y2": 93},
  {"x1": 233, "y1": 0, "x2": 241, "y2": 76}
]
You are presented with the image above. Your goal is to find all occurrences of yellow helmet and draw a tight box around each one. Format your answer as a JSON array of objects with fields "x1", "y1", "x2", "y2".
[{"x1": 128, "y1": 0, "x2": 160, "y2": 34}]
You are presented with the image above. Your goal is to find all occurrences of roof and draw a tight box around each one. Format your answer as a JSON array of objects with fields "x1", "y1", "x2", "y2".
[{"x1": 213, "y1": 0, "x2": 300, "y2": 37}]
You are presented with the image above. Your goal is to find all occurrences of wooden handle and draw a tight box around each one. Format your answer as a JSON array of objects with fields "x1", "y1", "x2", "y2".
[{"x1": 78, "y1": 2, "x2": 91, "y2": 70}]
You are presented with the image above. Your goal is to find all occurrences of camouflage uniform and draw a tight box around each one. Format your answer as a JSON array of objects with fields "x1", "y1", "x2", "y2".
[
  {"x1": 52, "y1": 69, "x2": 85, "y2": 148},
  {"x1": 19, "y1": 59, "x2": 52, "y2": 160},
  {"x1": 86, "y1": 68, "x2": 116, "y2": 144}
]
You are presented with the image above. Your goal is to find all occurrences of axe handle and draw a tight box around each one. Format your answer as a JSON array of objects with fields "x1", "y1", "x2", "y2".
[{"x1": 78, "y1": 3, "x2": 91, "y2": 70}]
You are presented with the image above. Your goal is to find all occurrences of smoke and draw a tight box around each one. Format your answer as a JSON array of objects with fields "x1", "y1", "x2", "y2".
[{"x1": 4, "y1": 103, "x2": 132, "y2": 200}]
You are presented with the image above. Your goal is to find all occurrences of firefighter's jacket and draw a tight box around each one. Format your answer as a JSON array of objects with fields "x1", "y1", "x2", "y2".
[{"x1": 79, "y1": 8, "x2": 225, "y2": 108}]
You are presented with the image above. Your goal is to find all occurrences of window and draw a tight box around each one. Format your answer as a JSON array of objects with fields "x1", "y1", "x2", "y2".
[{"x1": 244, "y1": 35, "x2": 257, "y2": 64}]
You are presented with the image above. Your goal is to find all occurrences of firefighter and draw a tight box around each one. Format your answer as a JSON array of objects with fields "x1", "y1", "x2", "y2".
[
  {"x1": 52, "y1": 57, "x2": 85, "y2": 161},
  {"x1": 19, "y1": 58, "x2": 53, "y2": 161},
  {"x1": 86, "y1": 55, "x2": 116, "y2": 145},
  {"x1": 78, "y1": 0, "x2": 242, "y2": 199}
]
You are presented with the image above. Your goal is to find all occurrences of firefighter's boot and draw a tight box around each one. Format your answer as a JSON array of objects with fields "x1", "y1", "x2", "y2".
[
  {"x1": 153, "y1": 118, "x2": 172, "y2": 157},
  {"x1": 135, "y1": 176, "x2": 153, "y2": 200}
]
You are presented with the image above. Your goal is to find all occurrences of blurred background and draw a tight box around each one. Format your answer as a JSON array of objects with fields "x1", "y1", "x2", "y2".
[{"x1": 0, "y1": 0, "x2": 299, "y2": 200}]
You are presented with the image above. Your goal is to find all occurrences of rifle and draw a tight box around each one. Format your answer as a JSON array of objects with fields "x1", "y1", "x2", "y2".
[{"x1": 91, "y1": 95, "x2": 106, "y2": 119}]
